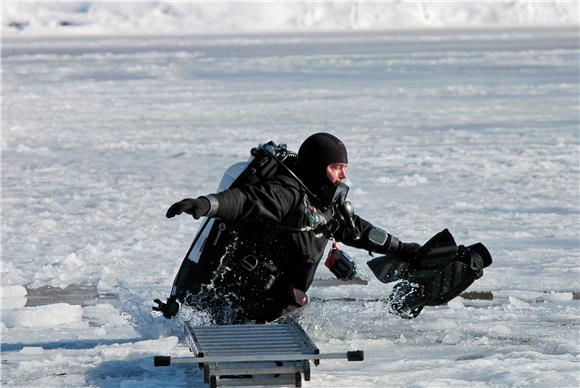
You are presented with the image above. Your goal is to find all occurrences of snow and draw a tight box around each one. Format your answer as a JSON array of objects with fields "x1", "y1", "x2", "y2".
[
  {"x1": 2, "y1": 2, "x2": 580, "y2": 387},
  {"x1": 2, "y1": 1, "x2": 579, "y2": 38}
]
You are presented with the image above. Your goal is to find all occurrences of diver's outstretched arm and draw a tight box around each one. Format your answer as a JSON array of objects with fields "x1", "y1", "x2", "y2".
[
  {"x1": 334, "y1": 211, "x2": 421, "y2": 261},
  {"x1": 166, "y1": 197, "x2": 212, "y2": 219}
]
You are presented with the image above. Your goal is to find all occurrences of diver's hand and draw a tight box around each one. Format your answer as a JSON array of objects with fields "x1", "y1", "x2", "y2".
[
  {"x1": 166, "y1": 197, "x2": 210, "y2": 219},
  {"x1": 396, "y1": 242, "x2": 422, "y2": 262},
  {"x1": 152, "y1": 297, "x2": 180, "y2": 319}
]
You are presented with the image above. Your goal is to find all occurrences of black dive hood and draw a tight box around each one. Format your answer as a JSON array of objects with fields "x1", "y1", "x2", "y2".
[
  {"x1": 261, "y1": 142, "x2": 349, "y2": 209},
  {"x1": 297, "y1": 132, "x2": 349, "y2": 208}
]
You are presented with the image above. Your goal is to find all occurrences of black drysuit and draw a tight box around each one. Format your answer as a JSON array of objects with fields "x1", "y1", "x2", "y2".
[{"x1": 196, "y1": 169, "x2": 394, "y2": 323}]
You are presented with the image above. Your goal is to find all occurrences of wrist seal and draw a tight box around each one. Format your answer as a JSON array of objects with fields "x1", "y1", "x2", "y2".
[
  {"x1": 384, "y1": 234, "x2": 400, "y2": 254},
  {"x1": 200, "y1": 195, "x2": 219, "y2": 217}
]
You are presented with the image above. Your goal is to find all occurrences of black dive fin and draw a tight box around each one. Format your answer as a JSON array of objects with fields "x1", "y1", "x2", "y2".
[
  {"x1": 471, "y1": 242, "x2": 493, "y2": 268},
  {"x1": 387, "y1": 281, "x2": 426, "y2": 319},
  {"x1": 404, "y1": 242, "x2": 492, "y2": 310},
  {"x1": 423, "y1": 261, "x2": 474, "y2": 305},
  {"x1": 367, "y1": 255, "x2": 409, "y2": 284},
  {"x1": 368, "y1": 229, "x2": 493, "y2": 319},
  {"x1": 423, "y1": 242, "x2": 492, "y2": 305},
  {"x1": 366, "y1": 228, "x2": 458, "y2": 283},
  {"x1": 413, "y1": 228, "x2": 458, "y2": 270},
  {"x1": 387, "y1": 262, "x2": 472, "y2": 318}
]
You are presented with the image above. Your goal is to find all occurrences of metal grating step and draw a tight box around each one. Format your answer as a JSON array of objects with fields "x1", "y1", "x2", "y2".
[
  {"x1": 154, "y1": 321, "x2": 363, "y2": 387},
  {"x1": 186, "y1": 321, "x2": 318, "y2": 359}
]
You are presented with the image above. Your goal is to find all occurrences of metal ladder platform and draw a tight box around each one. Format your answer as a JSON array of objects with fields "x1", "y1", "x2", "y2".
[{"x1": 154, "y1": 321, "x2": 363, "y2": 387}]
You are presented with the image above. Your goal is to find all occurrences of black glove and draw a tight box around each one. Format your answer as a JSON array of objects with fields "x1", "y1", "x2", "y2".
[
  {"x1": 325, "y1": 247, "x2": 357, "y2": 280},
  {"x1": 395, "y1": 242, "x2": 421, "y2": 262},
  {"x1": 166, "y1": 197, "x2": 210, "y2": 219},
  {"x1": 153, "y1": 297, "x2": 180, "y2": 319}
]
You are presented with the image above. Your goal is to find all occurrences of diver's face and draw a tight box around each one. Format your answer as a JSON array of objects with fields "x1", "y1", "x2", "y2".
[{"x1": 326, "y1": 163, "x2": 348, "y2": 185}]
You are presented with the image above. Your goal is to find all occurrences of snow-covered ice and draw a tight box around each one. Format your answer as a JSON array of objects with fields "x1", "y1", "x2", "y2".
[
  {"x1": 2, "y1": 2, "x2": 579, "y2": 387},
  {"x1": 3, "y1": 1, "x2": 578, "y2": 37}
]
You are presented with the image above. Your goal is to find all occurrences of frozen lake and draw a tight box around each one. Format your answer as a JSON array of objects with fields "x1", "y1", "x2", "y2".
[{"x1": 2, "y1": 28, "x2": 579, "y2": 386}]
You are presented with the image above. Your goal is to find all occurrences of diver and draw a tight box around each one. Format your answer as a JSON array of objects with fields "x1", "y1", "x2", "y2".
[{"x1": 155, "y1": 133, "x2": 492, "y2": 323}]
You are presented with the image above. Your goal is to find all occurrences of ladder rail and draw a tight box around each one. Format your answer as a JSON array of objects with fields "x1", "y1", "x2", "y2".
[{"x1": 155, "y1": 350, "x2": 363, "y2": 365}]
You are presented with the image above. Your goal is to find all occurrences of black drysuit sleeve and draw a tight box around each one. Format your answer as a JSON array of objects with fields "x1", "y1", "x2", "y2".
[
  {"x1": 209, "y1": 176, "x2": 303, "y2": 225},
  {"x1": 334, "y1": 213, "x2": 396, "y2": 254}
]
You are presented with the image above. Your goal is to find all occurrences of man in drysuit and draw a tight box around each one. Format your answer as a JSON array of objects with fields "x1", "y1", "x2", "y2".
[{"x1": 164, "y1": 133, "x2": 421, "y2": 323}]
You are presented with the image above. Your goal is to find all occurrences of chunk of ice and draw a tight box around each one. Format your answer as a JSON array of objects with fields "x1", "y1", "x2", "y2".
[
  {"x1": 1, "y1": 285, "x2": 27, "y2": 298},
  {"x1": 540, "y1": 292, "x2": 573, "y2": 302},
  {"x1": 1, "y1": 297, "x2": 27, "y2": 310},
  {"x1": 20, "y1": 347, "x2": 44, "y2": 355},
  {"x1": 1, "y1": 303, "x2": 82, "y2": 328},
  {"x1": 488, "y1": 324, "x2": 513, "y2": 337}
]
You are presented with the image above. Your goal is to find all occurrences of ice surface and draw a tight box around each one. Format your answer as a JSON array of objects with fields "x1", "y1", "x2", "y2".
[{"x1": 1, "y1": 18, "x2": 579, "y2": 388}]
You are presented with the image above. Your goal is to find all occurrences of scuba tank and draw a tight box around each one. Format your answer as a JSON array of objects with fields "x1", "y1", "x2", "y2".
[{"x1": 153, "y1": 142, "x2": 301, "y2": 318}]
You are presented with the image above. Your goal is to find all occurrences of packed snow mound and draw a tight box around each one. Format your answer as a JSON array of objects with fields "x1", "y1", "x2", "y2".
[{"x1": 3, "y1": 1, "x2": 579, "y2": 37}]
